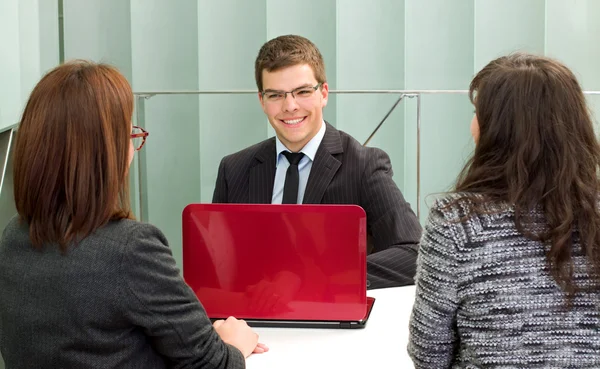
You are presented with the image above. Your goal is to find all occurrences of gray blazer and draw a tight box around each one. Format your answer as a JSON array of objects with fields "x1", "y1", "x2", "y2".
[
  {"x1": 213, "y1": 122, "x2": 422, "y2": 289},
  {"x1": 0, "y1": 217, "x2": 245, "y2": 369}
]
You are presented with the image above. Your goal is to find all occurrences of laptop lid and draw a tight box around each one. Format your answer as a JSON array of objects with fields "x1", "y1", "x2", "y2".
[{"x1": 182, "y1": 204, "x2": 369, "y2": 327}]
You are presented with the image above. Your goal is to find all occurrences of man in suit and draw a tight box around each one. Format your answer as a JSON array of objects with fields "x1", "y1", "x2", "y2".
[{"x1": 213, "y1": 35, "x2": 422, "y2": 289}]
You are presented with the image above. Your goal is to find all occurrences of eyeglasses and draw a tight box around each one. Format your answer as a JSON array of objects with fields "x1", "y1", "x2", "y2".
[
  {"x1": 131, "y1": 125, "x2": 149, "y2": 151},
  {"x1": 261, "y1": 83, "x2": 323, "y2": 103}
]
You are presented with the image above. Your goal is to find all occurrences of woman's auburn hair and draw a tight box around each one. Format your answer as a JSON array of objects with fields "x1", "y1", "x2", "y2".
[{"x1": 13, "y1": 60, "x2": 134, "y2": 251}]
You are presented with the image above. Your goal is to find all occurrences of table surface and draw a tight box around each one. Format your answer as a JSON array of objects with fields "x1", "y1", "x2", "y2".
[{"x1": 246, "y1": 286, "x2": 416, "y2": 369}]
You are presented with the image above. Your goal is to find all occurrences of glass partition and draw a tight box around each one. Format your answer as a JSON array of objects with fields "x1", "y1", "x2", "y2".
[
  {"x1": 133, "y1": 91, "x2": 416, "y2": 267},
  {"x1": 132, "y1": 90, "x2": 475, "y2": 266},
  {"x1": 131, "y1": 90, "x2": 600, "y2": 268},
  {"x1": 0, "y1": 90, "x2": 596, "y2": 274}
]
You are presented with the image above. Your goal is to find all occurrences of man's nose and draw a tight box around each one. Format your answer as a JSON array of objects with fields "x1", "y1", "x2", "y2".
[{"x1": 282, "y1": 92, "x2": 299, "y2": 112}]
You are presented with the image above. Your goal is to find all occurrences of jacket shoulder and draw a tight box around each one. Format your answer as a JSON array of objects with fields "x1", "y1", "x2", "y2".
[
  {"x1": 336, "y1": 127, "x2": 391, "y2": 163},
  {"x1": 220, "y1": 137, "x2": 275, "y2": 166}
]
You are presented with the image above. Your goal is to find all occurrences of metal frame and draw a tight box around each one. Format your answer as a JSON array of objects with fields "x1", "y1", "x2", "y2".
[
  {"x1": 132, "y1": 89, "x2": 600, "y2": 221},
  {"x1": 135, "y1": 96, "x2": 150, "y2": 221},
  {"x1": 134, "y1": 89, "x2": 600, "y2": 96}
]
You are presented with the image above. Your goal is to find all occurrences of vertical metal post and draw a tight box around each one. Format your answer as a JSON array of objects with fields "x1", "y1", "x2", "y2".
[
  {"x1": 416, "y1": 94, "x2": 422, "y2": 219},
  {"x1": 136, "y1": 95, "x2": 149, "y2": 222},
  {"x1": 0, "y1": 130, "x2": 14, "y2": 194},
  {"x1": 58, "y1": 0, "x2": 65, "y2": 63}
]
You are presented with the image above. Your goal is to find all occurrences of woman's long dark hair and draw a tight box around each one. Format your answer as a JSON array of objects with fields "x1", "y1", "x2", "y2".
[{"x1": 455, "y1": 53, "x2": 600, "y2": 299}]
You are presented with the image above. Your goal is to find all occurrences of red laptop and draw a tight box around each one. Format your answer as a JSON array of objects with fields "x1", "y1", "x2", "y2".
[{"x1": 182, "y1": 204, "x2": 375, "y2": 329}]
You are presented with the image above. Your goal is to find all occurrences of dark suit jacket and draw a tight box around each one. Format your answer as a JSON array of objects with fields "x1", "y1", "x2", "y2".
[
  {"x1": 0, "y1": 216, "x2": 244, "y2": 369},
  {"x1": 212, "y1": 122, "x2": 422, "y2": 289}
]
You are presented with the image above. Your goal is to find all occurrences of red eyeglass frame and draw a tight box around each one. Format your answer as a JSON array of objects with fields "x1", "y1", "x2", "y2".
[{"x1": 131, "y1": 125, "x2": 149, "y2": 151}]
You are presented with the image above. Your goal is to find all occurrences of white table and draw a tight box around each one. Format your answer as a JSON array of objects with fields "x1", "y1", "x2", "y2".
[{"x1": 247, "y1": 286, "x2": 416, "y2": 369}]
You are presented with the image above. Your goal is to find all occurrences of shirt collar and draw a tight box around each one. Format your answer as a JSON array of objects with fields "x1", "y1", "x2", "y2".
[{"x1": 275, "y1": 120, "x2": 326, "y2": 166}]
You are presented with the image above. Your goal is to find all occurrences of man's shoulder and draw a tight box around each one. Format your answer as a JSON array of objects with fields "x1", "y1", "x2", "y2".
[
  {"x1": 221, "y1": 137, "x2": 276, "y2": 165},
  {"x1": 333, "y1": 126, "x2": 388, "y2": 160}
]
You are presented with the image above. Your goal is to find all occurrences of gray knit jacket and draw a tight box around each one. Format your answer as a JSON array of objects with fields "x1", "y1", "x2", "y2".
[{"x1": 408, "y1": 194, "x2": 600, "y2": 368}]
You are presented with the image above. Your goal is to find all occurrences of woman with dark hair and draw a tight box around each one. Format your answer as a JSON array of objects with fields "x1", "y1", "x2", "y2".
[
  {"x1": 408, "y1": 53, "x2": 600, "y2": 368},
  {"x1": 0, "y1": 60, "x2": 266, "y2": 368}
]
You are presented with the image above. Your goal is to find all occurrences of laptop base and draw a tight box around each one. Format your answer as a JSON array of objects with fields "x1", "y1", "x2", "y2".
[{"x1": 210, "y1": 297, "x2": 375, "y2": 330}]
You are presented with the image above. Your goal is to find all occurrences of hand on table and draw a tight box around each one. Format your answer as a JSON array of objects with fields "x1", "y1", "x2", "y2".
[{"x1": 213, "y1": 316, "x2": 269, "y2": 358}]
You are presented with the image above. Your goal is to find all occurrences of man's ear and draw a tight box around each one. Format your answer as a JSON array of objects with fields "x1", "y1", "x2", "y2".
[
  {"x1": 320, "y1": 82, "x2": 329, "y2": 108},
  {"x1": 258, "y1": 92, "x2": 266, "y2": 111}
]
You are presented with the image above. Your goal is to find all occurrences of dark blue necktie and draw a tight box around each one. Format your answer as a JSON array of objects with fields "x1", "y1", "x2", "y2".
[{"x1": 281, "y1": 151, "x2": 305, "y2": 204}]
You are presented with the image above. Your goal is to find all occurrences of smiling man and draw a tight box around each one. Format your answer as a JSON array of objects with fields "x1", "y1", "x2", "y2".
[{"x1": 212, "y1": 35, "x2": 421, "y2": 289}]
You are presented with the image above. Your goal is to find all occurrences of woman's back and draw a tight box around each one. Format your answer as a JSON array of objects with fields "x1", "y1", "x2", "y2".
[
  {"x1": 409, "y1": 195, "x2": 600, "y2": 368},
  {"x1": 0, "y1": 60, "x2": 262, "y2": 368},
  {"x1": 0, "y1": 216, "x2": 243, "y2": 369}
]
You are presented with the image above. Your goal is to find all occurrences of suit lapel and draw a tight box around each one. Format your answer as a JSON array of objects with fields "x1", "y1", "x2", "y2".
[
  {"x1": 303, "y1": 122, "x2": 343, "y2": 204},
  {"x1": 249, "y1": 139, "x2": 277, "y2": 204}
]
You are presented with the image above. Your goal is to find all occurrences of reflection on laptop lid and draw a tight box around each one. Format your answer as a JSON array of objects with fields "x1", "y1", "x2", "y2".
[{"x1": 182, "y1": 204, "x2": 375, "y2": 329}]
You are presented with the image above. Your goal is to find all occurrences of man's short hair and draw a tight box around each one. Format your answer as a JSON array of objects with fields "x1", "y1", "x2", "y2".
[{"x1": 255, "y1": 35, "x2": 326, "y2": 92}]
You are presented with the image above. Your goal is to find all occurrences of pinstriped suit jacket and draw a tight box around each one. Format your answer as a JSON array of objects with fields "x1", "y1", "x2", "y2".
[{"x1": 212, "y1": 122, "x2": 422, "y2": 289}]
